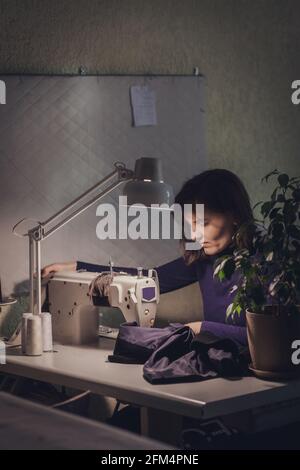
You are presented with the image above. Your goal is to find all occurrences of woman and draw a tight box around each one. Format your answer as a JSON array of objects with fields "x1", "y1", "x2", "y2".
[{"x1": 42, "y1": 169, "x2": 254, "y2": 345}]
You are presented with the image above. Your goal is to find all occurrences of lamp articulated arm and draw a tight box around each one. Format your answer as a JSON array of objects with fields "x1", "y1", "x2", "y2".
[
  {"x1": 14, "y1": 162, "x2": 134, "y2": 314},
  {"x1": 13, "y1": 157, "x2": 173, "y2": 314}
]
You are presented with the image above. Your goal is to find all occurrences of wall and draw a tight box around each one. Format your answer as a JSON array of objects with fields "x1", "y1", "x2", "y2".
[{"x1": 0, "y1": 0, "x2": 299, "y2": 207}]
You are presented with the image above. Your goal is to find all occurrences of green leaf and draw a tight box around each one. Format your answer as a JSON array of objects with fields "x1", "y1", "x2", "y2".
[
  {"x1": 261, "y1": 201, "x2": 273, "y2": 217},
  {"x1": 252, "y1": 201, "x2": 263, "y2": 210},
  {"x1": 277, "y1": 194, "x2": 285, "y2": 203},
  {"x1": 266, "y1": 251, "x2": 274, "y2": 261},
  {"x1": 289, "y1": 176, "x2": 300, "y2": 183},
  {"x1": 269, "y1": 273, "x2": 284, "y2": 296},
  {"x1": 292, "y1": 240, "x2": 300, "y2": 251},
  {"x1": 261, "y1": 169, "x2": 279, "y2": 183},
  {"x1": 235, "y1": 305, "x2": 242, "y2": 315},
  {"x1": 283, "y1": 203, "x2": 297, "y2": 224},
  {"x1": 223, "y1": 258, "x2": 236, "y2": 280},
  {"x1": 271, "y1": 188, "x2": 278, "y2": 202},
  {"x1": 292, "y1": 188, "x2": 300, "y2": 202},
  {"x1": 287, "y1": 225, "x2": 300, "y2": 240},
  {"x1": 251, "y1": 286, "x2": 265, "y2": 305},
  {"x1": 226, "y1": 303, "x2": 235, "y2": 320},
  {"x1": 229, "y1": 284, "x2": 238, "y2": 294},
  {"x1": 213, "y1": 255, "x2": 231, "y2": 277},
  {"x1": 278, "y1": 173, "x2": 289, "y2": 187},
  {"x1": 271, "y1": 223, "x2": 284, "y2": 237},
  {"x1": 269, "y1": 208, "x2": 280, "y2": 219}
]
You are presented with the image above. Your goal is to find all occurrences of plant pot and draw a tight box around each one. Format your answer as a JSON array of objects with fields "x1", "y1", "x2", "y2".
[{"x1": 246, "y1": 306, "x2": 300, "y2": 379}]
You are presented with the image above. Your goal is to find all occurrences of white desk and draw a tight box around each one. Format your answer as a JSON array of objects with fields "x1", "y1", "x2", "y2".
[
  {"x1": 2, "y1": 339, "x2": 300, "y2": 444},
  {"x1": 0, "y1": 391, "x2": 170, "y2": 450}
]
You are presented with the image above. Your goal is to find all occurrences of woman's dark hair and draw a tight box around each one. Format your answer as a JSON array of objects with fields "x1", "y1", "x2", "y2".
[{"x1": 174, "y1": 168, "x2": 254, "y2": 264}]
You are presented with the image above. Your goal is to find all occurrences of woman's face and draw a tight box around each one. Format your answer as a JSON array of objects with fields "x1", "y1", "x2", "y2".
[{"x1": 185, "y1": 208, "x2": 236, "y2": 256}]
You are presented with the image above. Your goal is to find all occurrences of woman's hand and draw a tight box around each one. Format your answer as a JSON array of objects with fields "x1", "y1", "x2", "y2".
[
  {"x1": 185, "y1": 321, "x2": 202, "y2": 334},
  {"x1": 41, "y1": 261, "x2": 77, "y2": 278}
]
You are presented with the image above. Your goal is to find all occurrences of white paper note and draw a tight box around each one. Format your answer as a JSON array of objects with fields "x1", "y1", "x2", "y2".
[{"x1": 130, "y1": 85, "x2": 157, "y2": 127}]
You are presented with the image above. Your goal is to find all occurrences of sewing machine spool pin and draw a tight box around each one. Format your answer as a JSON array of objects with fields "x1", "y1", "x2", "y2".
[{"x1": 109, "y1": 257, "x2": 114, "y2": 276}]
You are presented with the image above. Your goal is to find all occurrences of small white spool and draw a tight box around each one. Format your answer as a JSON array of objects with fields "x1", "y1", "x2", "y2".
[
  {"x1": 40, "y1": 312, "x2": 53, "y2": 352},
  {"x1": 21, "y1": 313, "x2": 34, "y2": 354},
  {"x1": 26, "y1": 315, "x2": 43, "y2": 356}
]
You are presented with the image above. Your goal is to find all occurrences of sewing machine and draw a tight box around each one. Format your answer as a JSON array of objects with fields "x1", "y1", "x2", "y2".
[{"x1": 48, "y1": 268, "x2": 160, "y2": 345}]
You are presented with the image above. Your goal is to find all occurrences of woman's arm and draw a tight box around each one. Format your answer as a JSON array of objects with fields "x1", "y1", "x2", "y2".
[
  {"x1": 41, "y1": 261, "x2": 77, "y2": 277},
  {"x1": 185, "y1": 321, "x2": 202, "y2": 334},
  {"x1": 76, "y1": 257, "x2": 198, "y2": 294},
  {"x1": 201, "y1": 321, "x2": 248, "y2": 346},
  {"x1": 185, "y1": 320, "x2": 247, "y2": 345},
  {"x1": 42, "y1": 257, "x2": 198, "y2": 295}
]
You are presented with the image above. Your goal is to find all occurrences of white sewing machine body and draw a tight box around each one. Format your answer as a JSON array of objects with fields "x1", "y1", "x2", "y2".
[
  {"x1": 48, "y1": 271, "x2": 99, "y2": 345},
  {"x1": 108, "y1": 269, "x2": 159, "y2": 328},
  {"x1": 48, "y1": 269, "x2": 159, "y2": 345}
]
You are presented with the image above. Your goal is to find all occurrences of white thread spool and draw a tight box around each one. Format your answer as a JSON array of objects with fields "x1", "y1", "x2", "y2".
[
  {"x1": 41, "y1": 312, "x2": 53, "y2": 352},
  {"x1": 21, "y1": 313, "x2": 34, "y2": 354},
  {"x1": 26, "y1": 315, "x2": 43, "y2": 356}
]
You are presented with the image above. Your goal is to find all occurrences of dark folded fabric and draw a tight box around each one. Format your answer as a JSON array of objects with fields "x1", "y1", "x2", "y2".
[
  {"x1": 108, "y1": 322, "x2": 251, "y2": 384},
  {"x1": 108, "y1": 322, "x2": 191, "y2": 364}
]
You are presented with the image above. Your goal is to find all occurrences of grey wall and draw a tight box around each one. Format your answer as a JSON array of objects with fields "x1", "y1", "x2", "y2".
[
  {"x1": 0, "y1": 0, "x2": 299, "y2": 333},
  {"x1": 0, "y1": 0, "x2": 298, "y2": 245},
  {"x1": 1, "y1": 0, "x2": 299, "y2": 201},
  {"x1": 0, "y1": 74, "x2": 206, "y2": 296}
]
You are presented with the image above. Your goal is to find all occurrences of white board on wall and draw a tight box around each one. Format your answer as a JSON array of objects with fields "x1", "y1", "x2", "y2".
[{"x1": 0, "y1": 74, "x2": 206, "y2": 295}]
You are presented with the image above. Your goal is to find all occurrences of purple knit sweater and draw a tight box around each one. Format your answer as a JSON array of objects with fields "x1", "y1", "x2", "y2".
[{"x1": 77, "y1": 245, "x2": 247, "y2": 345}]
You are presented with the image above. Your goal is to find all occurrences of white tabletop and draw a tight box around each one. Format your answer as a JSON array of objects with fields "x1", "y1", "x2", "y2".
[
  {"x1": 2, "y1": 338, "x2": 300, "y2": 420},
  {"x1": 0, "y1": 392, "x2": 171, "y2": 450}
]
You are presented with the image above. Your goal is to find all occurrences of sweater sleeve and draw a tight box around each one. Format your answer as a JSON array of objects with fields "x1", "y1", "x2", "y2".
[
  {"x1": 76, "y1": 260, "x2": 137, "y2": 275},
  {"x1": 76, "y1": 257, "x2": 198, "y2": 294},
  {"x1": 201, "y1": 321, "x2": 248, "y2": 346}
]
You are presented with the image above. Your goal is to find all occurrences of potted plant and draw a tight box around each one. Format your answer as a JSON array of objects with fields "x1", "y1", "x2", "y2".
[{"x1": 213, "y1": 170, "x2": 300, "y2": 379}]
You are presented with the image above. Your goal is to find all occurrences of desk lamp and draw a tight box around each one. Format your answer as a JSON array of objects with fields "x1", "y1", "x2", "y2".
[{"x1": 13, "y1": 158, "x2": 174, "y2": 314}]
